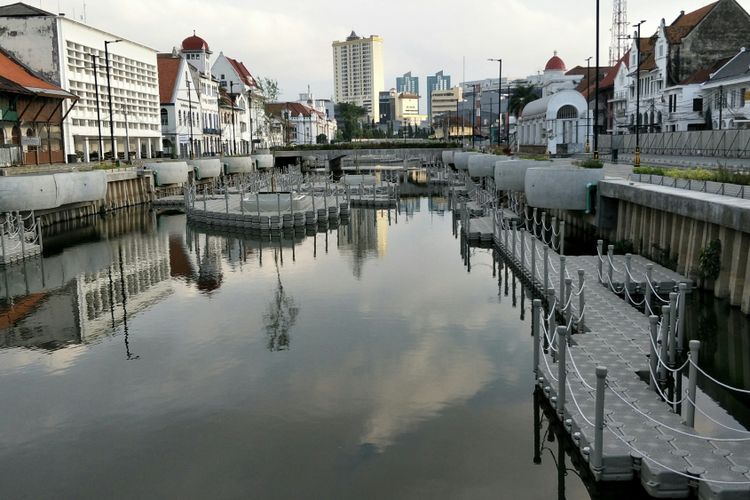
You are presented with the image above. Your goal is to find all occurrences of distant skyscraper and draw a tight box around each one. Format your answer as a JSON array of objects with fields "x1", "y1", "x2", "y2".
[
  {"x1": 332, "y1": 31, "x2": 384, "y2": 121},
  {"x1": 396, "y1": 71, "x2": 419, "y2": 95},
  {"x1": 426, "y1": 70, "x2": 451, "y2": 118}
]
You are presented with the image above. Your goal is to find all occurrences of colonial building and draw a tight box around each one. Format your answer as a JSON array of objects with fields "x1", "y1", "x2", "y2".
[
  {"x1": 614, "y1": 0, "x2": 750, "y2": 134},
  {"x1": 0, "y1": 47, "x2": 77, "y2": 166},
  {"x1": 0, "y1": 3, "x2": 161, "y2": 161},
  {"x1": 265, "y1": 101, "x2": 336, "y2": 146},
  {"x1": 180, "y1": 33, "x2": 221, "y2": 156},
  {"x1": 213, "y1": 52, "x2": 268, "y2": 151},
  {"x1": 702, "y1": 48, "x2": 750, "y2": 130},
  {"x1": 157, "y1": 52, "x2": 202, "y2": 159},
  {"x1": 518, "y1": 53, "x2": 589, "y2": 155}
]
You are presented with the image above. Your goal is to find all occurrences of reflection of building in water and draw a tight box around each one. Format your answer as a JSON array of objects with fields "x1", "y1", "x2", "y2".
[
  {"x1": 400, "y1": 197, "x2": 421, "y2": 218},
  {"x1": 338, "y1": 209, "x2": 390, "y2": 279},
  {"x1": 0, "y1": 224, "x2": 172, "y2": 350},
  {"x1": 428, "y1": 196, "x2": 449, "y2": 214},
  {"x1": 179, "y1": 229, "x2": 225, "y2": 294}
]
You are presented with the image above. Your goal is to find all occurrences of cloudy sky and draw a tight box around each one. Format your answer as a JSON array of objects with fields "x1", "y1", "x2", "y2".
[{"x1": 20, "y1": 0, "x2": 750, "y2": 100}]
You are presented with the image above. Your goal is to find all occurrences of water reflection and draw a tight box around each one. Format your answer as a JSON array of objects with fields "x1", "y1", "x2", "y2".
[
  {"x1": 0, "y1": 210, "x2": 173, "y2": 351},
  {"x1": 264, "y1": 249, "x2": 298, "y2": 351}
]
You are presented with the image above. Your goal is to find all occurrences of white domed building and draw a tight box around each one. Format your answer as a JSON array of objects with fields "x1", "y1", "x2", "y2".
[{"x1": 518, "y1": 53, "x2": 589, "y2": 156}]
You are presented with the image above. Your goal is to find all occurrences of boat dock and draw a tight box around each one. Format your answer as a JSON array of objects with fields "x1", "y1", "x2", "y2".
[{"x1": 449, "y1": 170, "x2": 750, "y2": 500}]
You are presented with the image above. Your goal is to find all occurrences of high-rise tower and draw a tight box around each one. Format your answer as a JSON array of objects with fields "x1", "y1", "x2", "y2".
[{"x1": 610, "y1": 0, "x2": 629, "y2": 66}]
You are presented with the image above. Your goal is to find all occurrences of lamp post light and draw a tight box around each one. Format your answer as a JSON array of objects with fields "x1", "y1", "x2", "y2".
[
  {"x1": 90, "y1": 53, "x2": 104, "y2": 161},
  {"x1": 634, "y1": 20, "x2": 647, "y2": 167},
  {"x1": 186, "y1": 79, "x2": 194, "y2": 159},
  {"x1": 594, "y1": 0, "x2": 600, "y2": 160},
  {"x1": 104, "y1": 39, "x2": 122, "y2": 163},
  {"x1": 586, "y1": 56, "x2": 592, "y2": 153},
  {"x1": 488, "y1": 58, "x2": 502, "y2": 146},
  {"x1": 230, "y1": 81, "x2": 237, "y2": 155}
]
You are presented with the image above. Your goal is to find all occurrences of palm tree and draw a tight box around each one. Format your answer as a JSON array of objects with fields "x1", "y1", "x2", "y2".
[{"x1": 509, "y1": 84, "x2": 539, "y2": 118}]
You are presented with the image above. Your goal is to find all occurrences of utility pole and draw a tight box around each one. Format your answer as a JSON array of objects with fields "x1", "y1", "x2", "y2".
[
  {"x1": 471, "y1": 85, "x2": 476, "y2": 148},
  {"x1": 230, "y1": 81, "x2": 237, "y2": 155},
  {"x1": 594, "y1": 0, "x2": 600, "y2": 160},
  {"x1": 718, "y1": 86, "x2": 724, "y2": 130},
  {"x1": 488, "y1": 58, "x2": 502, "y2": 146},
  {"x1": 634, "y1": 20, "x2": 646, "y2": 167},
  {"x1": 186, "y1": 79, "x2": 194, "y2": 159},
  {"x1": 586, "y1": 56, "x2": 592, "y2": 153},
  {"x1": 104, "y1": 39, "x2": 122, "y2": 162},
  {"x1": 90, "y1": 53, "x2": 104, "y2": 160}
]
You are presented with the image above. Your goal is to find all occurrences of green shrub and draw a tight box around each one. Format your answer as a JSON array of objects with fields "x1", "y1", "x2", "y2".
[
  {"x1": 578, "y1": 158, "x2": 603, "y2": 169},
  {"x1": 634, "y1": 166, "x2": 750, "y2": 186},
  {"x1": 698, "y1": 239, "x2": 722, "y2": 281},
  {"x1": 271, "y1": 141, "x2": 460, "y2": 152}
]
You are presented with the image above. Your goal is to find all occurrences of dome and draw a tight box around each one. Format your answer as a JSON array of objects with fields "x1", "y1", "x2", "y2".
[
  {"x1": 544, "y1": 52, "x2": 566, "y2": 71},
  {"x1": 182, "y1": 32, "x2": 209, "y2": 52}
]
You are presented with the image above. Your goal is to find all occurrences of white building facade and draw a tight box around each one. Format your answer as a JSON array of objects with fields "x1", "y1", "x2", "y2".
[
  {"x1": 0, "y1": 4, "x2": 161, "y2": 161},
  {"x1": 332, "y1": 31, "x2": 384, "y2": 121}
]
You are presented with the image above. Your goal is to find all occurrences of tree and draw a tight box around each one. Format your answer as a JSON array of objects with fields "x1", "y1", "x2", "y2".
[
  {"x1": 259, "y1": 77, "x2": 281, "y2": 102},
  {"x1": 407, "y1": 123, "x2": 414, "y2": 138},
  {"x1": 316, "y1": 133, "x2": 328, "y2": 144},
  {"x1": 335, "y1": 102, "x2": 366, "y2": 141},
  {"x1": 509, "y1": 84, "x2": 539, "y2": 117}
]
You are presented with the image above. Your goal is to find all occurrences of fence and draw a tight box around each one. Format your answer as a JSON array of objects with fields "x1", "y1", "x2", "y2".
[
  {"x1": 598, "y1": 129, "x2": 750, "y2": 158},
  {"x1": 629, "y1": 173, "x2": 750, "y2": 199}
]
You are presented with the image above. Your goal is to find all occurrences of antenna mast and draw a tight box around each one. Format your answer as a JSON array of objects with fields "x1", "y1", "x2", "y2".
[{"x1": 610, "y1": 0, "x2": 628, "y2": 66}]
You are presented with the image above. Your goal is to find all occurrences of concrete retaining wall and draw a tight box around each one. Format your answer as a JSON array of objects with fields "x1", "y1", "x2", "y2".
[
  {"x1": 0, "y1": 171, "x2": 107, "y2": 212},
  {"x1": 494, "y1": 160, "x2": 552, "y2": 192},
  {"x1": 525, "y1": 167, "x2": 603, "y2": 210},
  {"x1": 599, "y1": 179, "x2": 750, "y2": 313}
]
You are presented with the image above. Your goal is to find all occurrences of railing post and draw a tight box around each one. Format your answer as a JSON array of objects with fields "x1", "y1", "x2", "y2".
[
  {"x1": 533, "y1": 207, "x2": 538, "y2": 236},
  {"x1": 649, "y1": 315, "x2": 659, "y2": 390},
  {"x1": 533, "y1": 299, "x2": 541, "y2": 377},
  {"x1": 560, "y1": 220, "x2": 566, "y2": 256},
  {"x1": 203, "y1": 188, "x2": 207, "y2": 211},
  {"x1": 669, "y1": 292, "x2": 678, "y2": 366},
  {"x1": 557, "y1": 326, "x2": 568, "y2": 419},
  {"x1": 624, "y1": 253, "x2": 632, "y2": 295},
  {"x1": 659, "y1": 306, "x2": 671, "y2": 383},
  {"x1": 547, "y1": 287, "x2": 557, "y2": 338},
  {"x1": 551, "y1": 216, "x2": 558, "y2": 250},
  {"x1": 593, "y1": 366, "x2": 607, "y2": 477},
  {"x1": 607, "y1": 245, "x2": 614, "y2": 285},
  {"x1": 565, "y1": 277, "x2": 573, "y2": 326},
  {"x1": 18, "y1": 212, "x2": 25, "y2": 259},
  {"x1": 512, "y1": 221, "x2": 517, "y2": 260},
  {"x1": 597, "y1": 240, "x2": 604, "y2": 284},
  {"x1": 543, "y1": 245, "x2": 549, "y2": 292},
  {"x1": 531, "y1": 236, "x2": 537, "y2": 284},
  {"x1": 677, "y1": 283, "x2": 687, "y2": 354},
  {"x1": 559, "y1": 255, "x2": 566, "y2": 309},
  {"x1": 36, "y1": 217, "x2": 43, "y2": 252},
  {"x1": 578, "y1": 269, "x2": 585, "y2": 333},
  {"x1": 645, "y1": 263, "x2": 653, "y2": 308},
  {"x1": 520, "y1": 228, "x2": 526, "y2": 270},
  {"x1": 684, "y1": 340, "x2": 701, "y2": 428}
]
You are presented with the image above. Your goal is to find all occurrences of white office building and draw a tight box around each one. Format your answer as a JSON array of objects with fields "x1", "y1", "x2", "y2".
[
  {"x1": 332, "y1": 31, "x2": 384, "y2": 121},
  {"x1": 0, "y1": 3, "x2": 161, "y2": 161}
]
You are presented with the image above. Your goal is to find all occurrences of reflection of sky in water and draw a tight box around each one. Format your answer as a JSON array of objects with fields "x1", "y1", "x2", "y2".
[{"x1": 0, "y1": 204, "x2": 597, "y2": 499}]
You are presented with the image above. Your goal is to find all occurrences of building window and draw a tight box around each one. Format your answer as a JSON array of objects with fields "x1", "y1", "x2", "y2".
[
  {"x1": 161, "y1": 109, "x2": 168, "y2": 126},
  {"x1": 693, "y1": 98, "x2": 703, "y2": 112}
]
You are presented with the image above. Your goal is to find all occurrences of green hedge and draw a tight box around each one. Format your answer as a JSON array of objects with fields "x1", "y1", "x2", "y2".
[
  {"x1": 633, "y1": 166, "x2": 750, "y2": 186},
  {"x1": 271, "y1": 141, "x2": 460, "y2": 151}
]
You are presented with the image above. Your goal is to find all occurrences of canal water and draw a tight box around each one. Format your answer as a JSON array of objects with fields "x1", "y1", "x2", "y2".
[{"x1": 0, "y1": 195, "x2": 740, "y2": 499}]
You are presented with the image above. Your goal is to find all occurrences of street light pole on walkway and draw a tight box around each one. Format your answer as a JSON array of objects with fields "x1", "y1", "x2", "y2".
[
  {"x1": 488, "y1": 58, "x2": 502, "y2": 146},
  {"x1": 104, "y1": 39, "x2": 122, "y2": 163},
  {"x1": 634, "y1": 20, "x2": 646, "y2": 167}
]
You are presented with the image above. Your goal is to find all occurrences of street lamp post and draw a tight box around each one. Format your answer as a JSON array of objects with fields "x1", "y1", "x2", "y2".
[
  {"x1": 186, "y1": 80, "x2": 194, "y2": 159},
  {"x1": 594, "y1": 0, "x2": 600, "y2": 160},
  {"x1": 488, "y1": 58, "x2": 502, "y2": 146},
  {"x1": 104, "y1": 39, "x2": 122, "y2": 163},
  {"x1": 230, "y1": 81, "x2": 237, "y2": 155},
  {"x1": 586, "y1": 56, "x2": 592, "y2": 153},
  {"x1": 634, "y1": 20, "x2": 647, "y2": 167},
  {"x1": 90, "y1": 53, "x2": 104, "y2": 161}
]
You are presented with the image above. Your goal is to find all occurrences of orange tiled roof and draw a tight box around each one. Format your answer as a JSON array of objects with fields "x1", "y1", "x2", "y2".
[
  {"x1": 0, "y1": 48, "x2": 72, "y2": 97},
  {"x1": 226, "y1": 56, "x2": 257, "y2": 88},
  {"x1": 666, "y1": 2, "x2": 719, "y2": 44},
  {"x1": 157, "y1": 53, "x2": 181, "y2": 104}
]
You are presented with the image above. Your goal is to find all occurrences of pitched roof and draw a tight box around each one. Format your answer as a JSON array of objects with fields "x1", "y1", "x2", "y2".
[
  {"x1": 568, "y1": 65, "x2": 614, "y2": 98},
  {"x1": 599, "y1": 50, "x2": 630, "y2": 88},
  {"x1": 266, "y1": 102, "x2": 324, "y2": 119},
  {"x1": 156, "y1": 53, "x2": 182, "y2": 104},
  {"x1": 707, "y1": 48, "x2": 750, "y2": 83},
  {"x1": 631, "y1": 37, "x2": 657, "y2": 72},
  {"x1": 666, "y1": 1, "x2": 719, "y2": 44},
  {"x1": 0, "y1": 48, "x2": 74, "y2": 99},
  {"x1": 0, "y1": 2, "x2": 53, "y2": 16},
  {"x1": 226, "y1": 56, "x2": 258, "y2": 88}
]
